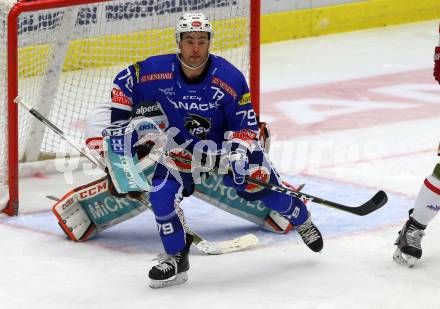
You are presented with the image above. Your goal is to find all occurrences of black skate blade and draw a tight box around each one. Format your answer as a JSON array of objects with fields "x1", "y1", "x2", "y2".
[{"x1": 149, "y1": 272, "x2": 188, "y2": 289}]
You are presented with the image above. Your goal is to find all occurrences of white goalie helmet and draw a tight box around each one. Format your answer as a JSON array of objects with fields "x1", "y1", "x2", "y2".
[{"x1": 175, "y1": 13, "x2": 213, "y2": 45}]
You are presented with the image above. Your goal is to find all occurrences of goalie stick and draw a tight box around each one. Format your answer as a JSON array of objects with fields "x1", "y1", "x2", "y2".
[
  {"x1": 15, "y1": 96, "x2": 258, "y2": 254},
  {"x1": 45, "y1": 194, "x2": 257, "y2": 255}
]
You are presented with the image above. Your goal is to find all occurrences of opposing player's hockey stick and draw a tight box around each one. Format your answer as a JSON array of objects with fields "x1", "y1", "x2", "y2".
[
  {"x1": 244, "y1": 175, "x2": 387, "y2": 216},
  {"x1": 166, "y1": 155, "x2": 388, "y2": 216},
  {"x1": 15, "y1": 96, "x2": 258, "y2": 254}
]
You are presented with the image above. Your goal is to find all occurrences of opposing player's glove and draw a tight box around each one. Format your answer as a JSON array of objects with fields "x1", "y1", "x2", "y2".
[
  {"x1": 223, "y1": 148, "x2": 249, "y2": 191},
  {"x1": 434, "y1": 46, "x2": 440, "y2": 84}
]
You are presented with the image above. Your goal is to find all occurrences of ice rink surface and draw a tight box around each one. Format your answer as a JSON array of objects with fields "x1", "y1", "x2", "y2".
[{"x1": 1, "y1": 20, "x2": 440, "y2": 309}]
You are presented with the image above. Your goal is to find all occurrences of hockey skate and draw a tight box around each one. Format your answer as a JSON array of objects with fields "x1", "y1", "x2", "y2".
[
  {"x1": 295, "y1": 214, "x2": 323, "y2": 252},
  {"x1": 149, "y1": 234, "x2": 193, "y2": 289},
  {"x1": 393, "y1": 210, "x2": 426, "y2": 268}
]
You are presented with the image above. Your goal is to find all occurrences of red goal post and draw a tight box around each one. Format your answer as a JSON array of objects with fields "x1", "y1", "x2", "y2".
[{"x1": 0, "y1": 0, "x2": 261, "y2": 216}]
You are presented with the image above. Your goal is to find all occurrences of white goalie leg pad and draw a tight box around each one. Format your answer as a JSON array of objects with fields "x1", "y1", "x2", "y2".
[
  {"x1": 52, "y1": 176, "x2": 149, "y2": 241},
  {"x1": 52, "y1": 190, "x2": 97, "y2": 241},
  {"x1": 263, "y1": 210, "x2": 292, "y2": 234}
]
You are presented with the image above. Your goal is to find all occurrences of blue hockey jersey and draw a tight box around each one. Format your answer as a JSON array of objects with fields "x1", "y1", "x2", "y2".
[{"x1": 109, "y1": 54, "x2": 258, "y2": 152}]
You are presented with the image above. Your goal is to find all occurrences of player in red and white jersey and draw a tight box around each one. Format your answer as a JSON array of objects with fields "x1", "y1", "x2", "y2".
[{"x1": 393, "y1": 25, "x2": 440, "y2": 267}]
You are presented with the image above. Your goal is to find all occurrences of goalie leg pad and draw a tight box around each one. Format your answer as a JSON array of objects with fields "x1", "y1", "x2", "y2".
[
  {"x1": 52, "y1": 176, "x2": 148, "y2": 241},
  {"x1": 263, "y1": 210, "x2": 293, "y2": 234},
  {"x1": 52, "y1": 191, "x2": 97, "y2": 242}
]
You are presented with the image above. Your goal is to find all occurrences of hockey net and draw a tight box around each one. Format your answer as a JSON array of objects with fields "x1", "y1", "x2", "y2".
[{"x1": 0, "y1": 0, "x2": 260, "y2": 215}]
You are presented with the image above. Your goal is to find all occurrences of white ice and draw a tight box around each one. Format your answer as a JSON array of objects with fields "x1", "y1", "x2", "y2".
[{"x1": 1, "y1": 20, "x2": 440, "y2": 309}]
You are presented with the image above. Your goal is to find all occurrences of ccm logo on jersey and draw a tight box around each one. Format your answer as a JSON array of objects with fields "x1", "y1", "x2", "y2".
[
  {"x1": 78, "y1": 181, "x2": 108, "y2": 200},
  {"x1": 183, "y1": 95, "x2": 202, "y2": 101},
  {"x1": 111, "y1": 88, "x2": 131, "y2": 106}
]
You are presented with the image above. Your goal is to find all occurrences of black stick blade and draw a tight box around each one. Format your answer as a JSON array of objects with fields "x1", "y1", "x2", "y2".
[
  {"x1": 354, "y1": 190, "x2": 388, "y2": 216},
  {"x1": 312, "y1": 190, "x2": 388, "y2": 216}
]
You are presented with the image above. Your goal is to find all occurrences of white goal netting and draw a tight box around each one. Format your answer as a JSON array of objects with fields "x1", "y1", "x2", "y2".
[{"x1": 0, "y1": 0, "x2": 254, "y2": 209}]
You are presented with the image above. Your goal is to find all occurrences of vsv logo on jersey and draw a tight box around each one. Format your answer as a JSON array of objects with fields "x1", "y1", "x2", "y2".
[{"x1": 184, "y1": 114, "x2": 211, "y2": 139}]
